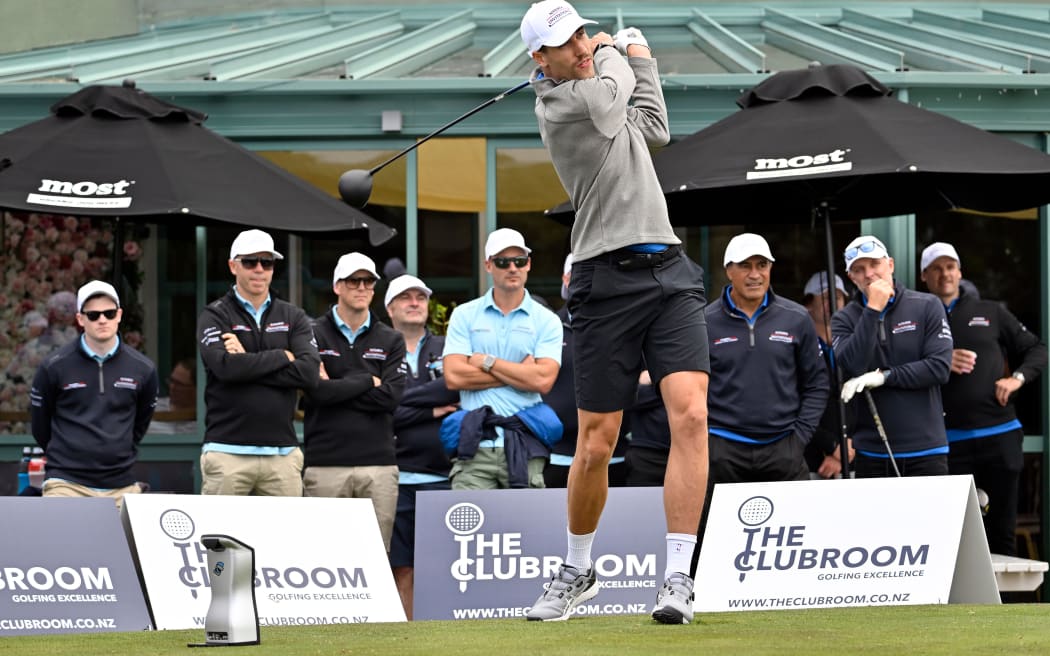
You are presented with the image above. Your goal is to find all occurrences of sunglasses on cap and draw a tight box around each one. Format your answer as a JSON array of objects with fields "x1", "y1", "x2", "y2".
[
  {"x1": 491, "y1": 256, "x2": 530, "y2": 269},
  {"x1": 237, "y1": 256, "x2": 276, "y2": 270},
  {"x1": 82, "y1": 308, "x2": 119, "y2": 322},
  {"x1": 342, "y1": 276, "x2": 378, "y2": 289},
  {"x1": 844, "y1": 241, "x2": 881, "y2": 262}
]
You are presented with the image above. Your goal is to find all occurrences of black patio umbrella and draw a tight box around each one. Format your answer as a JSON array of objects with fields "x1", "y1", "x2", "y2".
[
  {"x1": 548, "y1": 63, "x2": 1050, "y2": 475},
  {"x1": 0, "y1": 83, "x2": 396, "y2": 285}
]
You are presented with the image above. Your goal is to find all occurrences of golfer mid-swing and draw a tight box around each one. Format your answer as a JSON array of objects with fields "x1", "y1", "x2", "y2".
[{"x1": 520, "y1": 0, "x2": 710, "y2": 624}]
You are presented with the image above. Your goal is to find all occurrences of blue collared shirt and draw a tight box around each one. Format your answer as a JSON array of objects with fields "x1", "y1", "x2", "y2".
[
  {"x1": 233, "y1": 286, "x2": 271, "y2": 328},
  {"x1": 333, "y1": 307, "x2": 371, "y2": 345},
  {"x1": 79, "y1": 335, "x2": 119, "y2": 362},
  {"x1": 443, "y1": 288, "x2": 563, "y2": 419}
]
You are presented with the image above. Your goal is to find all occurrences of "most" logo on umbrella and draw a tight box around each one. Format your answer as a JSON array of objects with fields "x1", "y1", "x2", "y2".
[
  {"x1": 747, "y1": 149, "x2": 852, "y2": 180},
  {"x1": 27, "y1": 179, "x2": 134, "y2": 210}
]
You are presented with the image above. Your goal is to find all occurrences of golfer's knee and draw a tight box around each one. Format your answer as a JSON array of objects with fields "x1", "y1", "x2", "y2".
[{"x1": 575, "y1": 437, "x2": 615, "y2": 469}]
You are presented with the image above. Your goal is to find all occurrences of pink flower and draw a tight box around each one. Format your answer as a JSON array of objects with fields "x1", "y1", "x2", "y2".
[
  {"x1": 123, "y1": 331, "x2": 143, "y2": 349},
  {"x1": 123, "y1": 240, "x2": 143, "y2": 262}
]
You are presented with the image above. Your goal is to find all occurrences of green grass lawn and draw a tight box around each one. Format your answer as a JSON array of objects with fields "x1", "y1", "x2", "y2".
[{"x1": 1, "y1": 605, "x2": 1048, "y2": 655}]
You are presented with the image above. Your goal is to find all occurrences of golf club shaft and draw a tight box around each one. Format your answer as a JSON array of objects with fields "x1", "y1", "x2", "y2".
[
  {"x1": 367, "y1": 80, "x2": 530, "y2": 176},
  {"x1": 863, "y1": 389, "x2": 901, "y2": 477}
]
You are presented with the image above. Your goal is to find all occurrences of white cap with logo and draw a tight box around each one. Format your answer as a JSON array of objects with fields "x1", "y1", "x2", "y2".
[
  {"x1": 77, "y1": 280, "x2": 120, "y2": 311},
  {"x1": 843, "y1": 235, "x2": 890, "y2": 271},
  {"x1": 920, "y1": 242, "x2": 961, "y2": 271},
  {"x1": 229, "y1": 229, "x2": 284, "y2": 260},
  {"x1": 520, "y1": 0, "x2": 598, "y2": 55},
  {"x1": 804, "y1": 271, "x2": 847, "y2": 297},
  {"x1": 332, "y1": 252, "x2": 380, "y2": 285},
  {"x1": 723, "y1": 233, "x2": 775, "y2": 267},
  {"x1": 384, "y1": 274, "x2": 433, "y2": 307},
  {"x1": 485, "y1": 228, "x2": 532, "y2": 260}
]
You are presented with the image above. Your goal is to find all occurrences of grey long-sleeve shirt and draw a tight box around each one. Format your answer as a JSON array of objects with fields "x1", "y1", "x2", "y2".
[{"x1": 530, "y1": 48, "x2": 679, "y2": 261}]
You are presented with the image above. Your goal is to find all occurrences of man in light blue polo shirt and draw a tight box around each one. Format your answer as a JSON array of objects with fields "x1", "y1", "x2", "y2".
[{"x1": 442, "y1": 228, "x2": 563, "y2": 489}]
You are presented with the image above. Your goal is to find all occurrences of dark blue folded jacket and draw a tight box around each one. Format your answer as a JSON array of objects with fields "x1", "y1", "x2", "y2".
[{"x1": 440, "y1": 403, "x2": 562, "y2": 488}]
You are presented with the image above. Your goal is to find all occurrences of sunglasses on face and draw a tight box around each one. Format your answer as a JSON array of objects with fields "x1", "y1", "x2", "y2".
[
  {"x1": 844, "y1": 241, "x2": 880, "y2": 262},
  {"x1": 82, "y1": 308, "x2": 119, "y2": 322},
  {"x1": 492, "y1": 256, "x2": 530, "y2": 269},
  {"x1": 238, "y1": 256, "x2": 275, "y2": 270},
  {"x1": 342, "y1": 276, "x2": 378, "y2": 289}
]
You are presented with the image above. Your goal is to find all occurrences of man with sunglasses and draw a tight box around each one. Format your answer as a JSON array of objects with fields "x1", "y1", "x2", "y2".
[
  {"x1": 442, "y1": 228, "x2": 563, "y2": 491},
  {"x1": 196, "y1": 229, "x2": 320, "y2": 496},
  {"x1": 832, "y1": 235, "x2": 953, "y2": 478},
  {"x1": 521, "y1": 0, "x2": 710, "y2": 625},
  {"x1": 301, "y1": 252, "x2": 407, "y2": 553},
  {"x1": 30, "y1": 280, "x2": 158, "y2": 509}
]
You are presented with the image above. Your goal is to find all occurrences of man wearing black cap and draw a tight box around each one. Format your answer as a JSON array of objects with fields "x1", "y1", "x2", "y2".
[
  {"x1": 30, "y1": 280, "x2": 158, "y2": 509},
  {"x1": 921, "y1": 241, "x2": 1047, "y2": 557}
]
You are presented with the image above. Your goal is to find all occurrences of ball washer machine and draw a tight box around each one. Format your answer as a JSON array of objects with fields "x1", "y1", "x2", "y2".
[{"x1": 188, "y1": 534, "x2": 260, "y2": 648}]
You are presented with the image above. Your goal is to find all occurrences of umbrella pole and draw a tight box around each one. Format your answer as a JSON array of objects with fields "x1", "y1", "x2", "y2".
[
  {"x1": 112, "y1": 216, "x2": 124, "y2": 294},
  {"x1": 818, "y1": 203, "x2": 851, "y2": 479}
]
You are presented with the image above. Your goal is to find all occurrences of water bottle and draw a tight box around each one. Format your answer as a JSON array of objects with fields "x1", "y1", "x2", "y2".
[
  {"x1": 17, "y1": 447, "x2": 31, "y2": 494},
  {"x1": 28, "y1": 447, "x2": 46, "y2": 489}
]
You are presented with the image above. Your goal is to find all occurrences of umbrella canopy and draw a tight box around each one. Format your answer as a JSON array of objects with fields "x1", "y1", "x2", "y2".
[
  {"x1": 547, "y1": 64, "x2": 1050, "y2": 224},
  {"x1": 0, "y1": 84, "x2": 395, "y2": 245},
  {"x1": 655, "y1": 64, "x2": 1050, "y2": 224}
]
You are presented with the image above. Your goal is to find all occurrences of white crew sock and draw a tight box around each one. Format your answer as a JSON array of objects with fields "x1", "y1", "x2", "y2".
[
  {"x1": 566, "y1": 529, "x2": 596, "y2": 570},
  {"x1": 665, "y1": 533, "x2": 697, "y2": 579}
]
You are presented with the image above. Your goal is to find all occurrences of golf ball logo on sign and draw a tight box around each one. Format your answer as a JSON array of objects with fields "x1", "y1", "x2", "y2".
[
  {"x1": 446, "y1": 503, "x2": 486, "y2": 592},
  {"x1": 732, "y1": 495, "x2": 931, "y2": 583}
]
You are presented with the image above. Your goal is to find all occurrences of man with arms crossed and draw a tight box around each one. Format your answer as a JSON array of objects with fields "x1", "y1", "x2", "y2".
[
  {"x1": 521, "y1": 0, "x2": 710, "y2": 624},
  {"x1": 197, "y1": 229, "x2": 319, "y2": 495}
]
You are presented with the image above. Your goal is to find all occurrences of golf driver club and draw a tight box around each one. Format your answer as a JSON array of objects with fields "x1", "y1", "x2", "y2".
[
  {"x1": 863, "y1": 388, "x2": 901, "y2": 477},
  {"x1": 338, "y1": 79, "x2": 531, "y2": 208}
]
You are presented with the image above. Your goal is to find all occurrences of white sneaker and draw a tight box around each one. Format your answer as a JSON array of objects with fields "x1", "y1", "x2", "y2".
[
  {"x1": 526, "y1": 564, "x2": 598, "y2": 621},
  {"x1": 651, "y1": 572, "x2": 694, "y2": 624}
]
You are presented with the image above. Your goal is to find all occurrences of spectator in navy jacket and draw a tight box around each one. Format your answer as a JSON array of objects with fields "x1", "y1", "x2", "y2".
[{"x1": 386, "y1": 274, "x2": 458, "y2": 619}]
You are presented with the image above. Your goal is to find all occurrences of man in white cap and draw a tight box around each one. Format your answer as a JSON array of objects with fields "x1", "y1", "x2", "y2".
[
  {"x1": 920, "y1": 241, "x2": 1046, "y2": 558},
  {"x1": 441, "y1": 227, "x2": 563, "y2": 492},
  {"x1": 385, "y1": 274, "x2": 458, "y2": 619},
  {"x1": 521, "y1": 1, "x2": 711, "y2": 625},
  {"x1": 302, "y1": 253, "x2": 407, "y2": 553},
  {"x1": 30, "y1": 280, "x2": 158, "y2": 509},
  {"x1": 832, "y1": 235, "x2": 953, "y2": 478},
  {"x1": 801, "y1": 271, "x2": 854, "y2": 479},
  {"x1": 196, "y1": 229, "x2": 320, "y2": 496},
  {"x1": 693, "y1": 234, "x2": 828, "y2": 566}
]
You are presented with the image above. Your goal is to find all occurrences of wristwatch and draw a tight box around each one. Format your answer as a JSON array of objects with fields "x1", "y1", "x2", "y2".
[
  {"x1": 1012, "y1": 371, "x2": 1026, "y2": 385},
  {"x1": 481, "y1": 354, "x2": 497, "y2": 373}
]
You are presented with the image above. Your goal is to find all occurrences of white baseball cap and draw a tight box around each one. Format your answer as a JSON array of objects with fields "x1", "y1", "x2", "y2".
[
  {"x1": 723, "y1": 233, "x2": 775, "y2": 267},
  {"x1": 229, "y1": 229, "x2": 284, "y2": 260},
  {"x1": 77, "y1": 280, "x2": 120, "y2": 311},
  {"x1": 332, "y1": 252, "x2": 380, "y2": 285},
  {"x1": 520, "y1": 0, "x2": 597, "y2": 55},
  {"x1": 803, "y1": 271, "x2": 847, "y2": 297},
  {"x1": 485, "y1": 228, "x2": 532, "y2": 260},
  {"x1": 843, "y1": 235, "x2": 890, "y2": 270},
  {"x1": 385, "y1": 274, "x2": 433, "y2": 307},
  {"x1": 920, "y1": 242, "x2": 961, "y2": 271}
]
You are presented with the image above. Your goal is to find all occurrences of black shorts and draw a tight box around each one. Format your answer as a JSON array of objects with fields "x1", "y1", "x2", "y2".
[
  {"x1": 568, "y1": 246, "x2": 710, "y2": 413},
  {"x1": 389, "y1": 480, "x2": 451, "y2": 568}
]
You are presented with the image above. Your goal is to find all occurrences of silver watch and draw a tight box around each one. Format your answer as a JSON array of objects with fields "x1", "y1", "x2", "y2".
[
  {"x1": 1012, "y1": 371, "x2": 1025, "y2": 385},
  {"x1": 481, "y1": 354, "x2": 496, "y2": 373}
]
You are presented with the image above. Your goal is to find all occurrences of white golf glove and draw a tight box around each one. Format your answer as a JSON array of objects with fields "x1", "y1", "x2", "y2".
[
  {"x1": 840, "y1": 370, "x2": 886, "y2": 403},
  {"x1": 613, "y1": 27, "x2": 649, "y2": 55}
]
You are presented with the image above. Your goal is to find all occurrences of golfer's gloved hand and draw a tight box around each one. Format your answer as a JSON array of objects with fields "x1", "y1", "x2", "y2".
[
  {"x1": 613, "y1": 27, "x2": 649, "y2": 55},
  {"x1": 840, "y1": 370, "x2": 886, "y2": 403}
]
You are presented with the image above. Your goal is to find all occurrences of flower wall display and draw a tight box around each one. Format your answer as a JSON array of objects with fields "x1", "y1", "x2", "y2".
[{"x1": 0, "y1": 211, "x2": 145, "y2": 433}]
